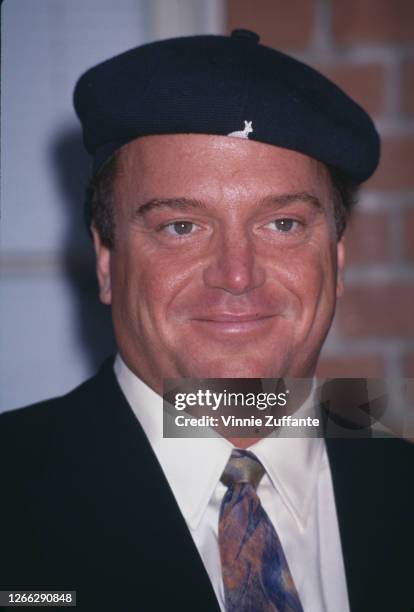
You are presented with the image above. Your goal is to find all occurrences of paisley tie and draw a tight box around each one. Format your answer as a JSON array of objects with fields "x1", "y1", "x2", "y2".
[{"x1": 219, "y1": 449, "x2": 304, "y2": 612}]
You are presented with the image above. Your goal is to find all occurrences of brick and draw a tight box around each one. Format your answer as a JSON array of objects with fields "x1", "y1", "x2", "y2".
[
  {"x1": 402, "y1": 352, "x2": 414, "y2": 376},
  {"x1": 367, "y1": 136, "x2": 414, "y2": 190},
  {"x1": 226, "y1": 0, "x2": 314, "y2": 49},
  {"x1": 401, "y1": 60, "x2": 414, "y2": 116},
  {"x1": 345, "y1": 210, "x2": 392, "y2": 264},
  {"x1": 316, "y1": 354, "x2": 386, "y2": 377},
  {"x1": 402, "y1": 207, "x2": 414, "y2": 262},
  {"x1": 317, "y1": 63, "x2": 385, "y2": 117},
  {"x1": 336, "y1": 284, "x2": 414, "y2": 338},
  {"x1": 333, "y1": 0, "x2": 414, "y2": 45}
]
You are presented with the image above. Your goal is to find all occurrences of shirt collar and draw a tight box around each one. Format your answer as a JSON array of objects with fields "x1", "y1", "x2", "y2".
[
  {"x1": 114, "y1": 355, "x2": 233, "y2": 529},
  {"x1": 251, "y1": 433, "x2": 324, "y2": 531},
  {"x1": 114, "y1": 354, "x2": 324, "y2": 531}
]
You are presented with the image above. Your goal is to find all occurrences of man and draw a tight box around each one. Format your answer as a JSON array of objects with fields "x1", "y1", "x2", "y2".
[{"x1": 1, "y1": 31, "x2": 413, "y2": 612}]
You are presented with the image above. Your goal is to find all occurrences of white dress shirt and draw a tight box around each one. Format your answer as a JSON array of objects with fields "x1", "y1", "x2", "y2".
[{"x1": 114, "y1": 355, "x2": 350, "y2": 612}]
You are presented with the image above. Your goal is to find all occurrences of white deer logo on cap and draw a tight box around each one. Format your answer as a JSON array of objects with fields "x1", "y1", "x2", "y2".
[{"x1": 228, "y1": 120, "x2": 253, "y2": 139}]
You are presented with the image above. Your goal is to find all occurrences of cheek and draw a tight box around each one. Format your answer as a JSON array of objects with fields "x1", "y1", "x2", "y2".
[
  {"x1": 271, "y1": 239, "x2": 337, "y2": 317},
  {"x1": 269, "y1": 246, "x2": 324, "y2": 294},
  {"x1": 111, "y1": 241, "x2": 198, "y2": 325}
]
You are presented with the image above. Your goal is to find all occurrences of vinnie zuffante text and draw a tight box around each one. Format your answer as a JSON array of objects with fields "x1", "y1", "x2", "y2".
[{"x1": 172, "y1": 389, "x2": 319, "y2": 429}]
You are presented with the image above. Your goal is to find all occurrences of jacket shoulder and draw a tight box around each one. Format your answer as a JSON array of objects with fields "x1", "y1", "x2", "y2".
[
  {"x1": 1, "y1": 371, "x2": 97, "y2": 432},
  {"x1": 0, "y1": 358, "x2": 116, "y2": 472}
]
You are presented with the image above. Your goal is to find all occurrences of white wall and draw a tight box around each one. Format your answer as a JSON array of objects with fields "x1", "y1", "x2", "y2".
[{"x1": 0, "y1": 0, "x2": 224, "y2": 412}]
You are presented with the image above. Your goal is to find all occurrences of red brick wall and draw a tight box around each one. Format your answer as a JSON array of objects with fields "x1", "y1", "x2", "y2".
[{"x1": 227, "y1": 0, "x2": 414, "y2": 377}]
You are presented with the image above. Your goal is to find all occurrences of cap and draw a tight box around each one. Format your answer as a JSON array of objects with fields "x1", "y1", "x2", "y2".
[{"x1": 74, "y1": 30, "x2": 380, "y2": 182}]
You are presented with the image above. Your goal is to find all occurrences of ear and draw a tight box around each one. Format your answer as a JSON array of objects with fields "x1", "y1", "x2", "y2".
[
  {"x1": 91, "y1": 226, "x2": 112, "y2": 304},
  {"x1": 336, "y1": 236, "x2": 346, "y2": 298}
]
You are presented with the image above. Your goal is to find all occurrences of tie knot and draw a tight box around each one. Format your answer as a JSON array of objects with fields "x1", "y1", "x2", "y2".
[{"x1": 221, "y1": 449, "x2": 265, "y2": 490}]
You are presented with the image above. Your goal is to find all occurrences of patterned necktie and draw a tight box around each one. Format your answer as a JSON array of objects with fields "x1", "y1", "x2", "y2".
[{"x1": 219, "y1": 449, "x2": 304, "y2": 612}]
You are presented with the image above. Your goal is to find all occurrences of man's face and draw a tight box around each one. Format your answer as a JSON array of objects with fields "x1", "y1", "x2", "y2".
[{"x1": 93, "y1": 134, "x2": 345, "y2": 393}]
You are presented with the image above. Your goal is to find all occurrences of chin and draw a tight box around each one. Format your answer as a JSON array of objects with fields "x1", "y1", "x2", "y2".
[{"x1": 178, "y1": 355, "x2": 290, "y2": 379}]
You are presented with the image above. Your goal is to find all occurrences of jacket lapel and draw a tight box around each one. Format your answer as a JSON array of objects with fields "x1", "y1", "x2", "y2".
[
  {"x1": 89, "y1": 360, "x2": 221, "y2": 611},
  {"x1": 326, "y1": 437, "x2": 414, "y2": 612}
]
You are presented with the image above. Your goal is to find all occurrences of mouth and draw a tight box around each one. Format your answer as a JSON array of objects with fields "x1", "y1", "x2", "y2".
[{"x1": 191, "y1": 313, "x2": 276, "y2": 334}]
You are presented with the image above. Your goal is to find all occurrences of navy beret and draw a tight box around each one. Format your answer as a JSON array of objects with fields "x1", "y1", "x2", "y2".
[{"x1": 74, "y1": 30, "x2": 380, "y2": 182}]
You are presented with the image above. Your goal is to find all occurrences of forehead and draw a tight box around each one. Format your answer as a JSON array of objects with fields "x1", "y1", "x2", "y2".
[{"x1": 115, "y1": 134, "x2": 332, "y2": 205}]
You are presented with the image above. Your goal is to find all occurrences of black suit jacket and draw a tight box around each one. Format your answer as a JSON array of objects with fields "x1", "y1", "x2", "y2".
[{"x1": 1, "y1": 359, "x2": 413, "y2": 612}]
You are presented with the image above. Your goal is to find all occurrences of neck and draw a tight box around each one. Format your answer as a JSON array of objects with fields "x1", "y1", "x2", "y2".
[{"x1": 226, "y1": 436, "x2": 262, "y2": 449}]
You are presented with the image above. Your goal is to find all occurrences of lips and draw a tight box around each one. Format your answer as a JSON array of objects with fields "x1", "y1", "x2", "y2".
[
  {"x1": 190, "y1": 312, "x2": 276, "y2": 335},
  {"x1": 193, "y1": 312, "x2": 274, "y2": 322}
]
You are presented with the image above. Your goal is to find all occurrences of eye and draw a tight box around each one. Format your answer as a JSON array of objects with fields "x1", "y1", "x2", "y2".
[
  {"x1": 267, "y1": 218, "x2": 300, "y2": 232},
  {"x1": 163, "y1": 221, "x2": 195, "y2": 236}
]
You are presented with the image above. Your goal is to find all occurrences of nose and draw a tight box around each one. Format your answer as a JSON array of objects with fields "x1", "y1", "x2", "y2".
[{"x1": 203, "y1": 229, "x2": 265, "y2": 295}]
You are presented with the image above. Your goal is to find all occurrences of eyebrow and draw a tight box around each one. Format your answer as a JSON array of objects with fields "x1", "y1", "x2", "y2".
[
  {"x1": 135, "y1": 192, "x2": 322, "y2": 215},
  {"x1": 135, "y1": 198, "x2": 206, "y2": 216},
  {"x1": 262, "y1": 192, "x2": 322, "y2": 209}
]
